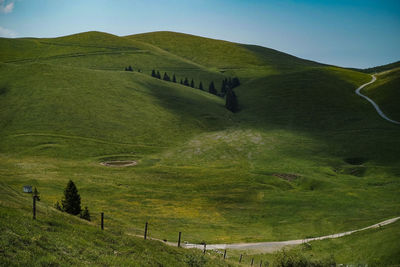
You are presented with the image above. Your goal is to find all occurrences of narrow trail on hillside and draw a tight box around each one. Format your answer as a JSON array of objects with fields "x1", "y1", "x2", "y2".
[
  {"x1": 181, "y1": 216, "x2": 400, "y2": 252},
  {"x1": 356, "y1": 75, "x2": 400, "y2": 125}
]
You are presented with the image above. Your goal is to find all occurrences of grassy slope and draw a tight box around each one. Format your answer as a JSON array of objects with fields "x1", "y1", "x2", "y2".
[
  {"x1": 363, "y1": 68, "x2": 400, "y2": 121},
  {"x1": 127, "y1": 31, "x2": 321, "y2": 79},
  {"x1": 1, "y1": 31, "x2": 399, "y2": 264},
  {"x1": 0, "y1": 183, "x2": 229, "y2": 267},
  {"x1": 224, "y1": 220, "x2": 400, "y2": 266}
]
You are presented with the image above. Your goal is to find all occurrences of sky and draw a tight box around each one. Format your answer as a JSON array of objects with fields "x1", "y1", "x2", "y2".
[{"x1": 0, "y1": 0, "x2": 399, "y2": 68}]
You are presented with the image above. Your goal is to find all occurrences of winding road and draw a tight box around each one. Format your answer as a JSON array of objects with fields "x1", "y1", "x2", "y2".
[
  {"x1": 355, "y1": 74, "x2": 400, "y2": 125},
  {"x1": 182, "y1": 217, "x2": 400, "y2": 252}
]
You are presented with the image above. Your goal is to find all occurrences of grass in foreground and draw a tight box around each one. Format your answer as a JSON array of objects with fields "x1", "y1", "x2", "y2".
[{"x1": 0, "y1": 183, "x2": 229, "y2": 267}]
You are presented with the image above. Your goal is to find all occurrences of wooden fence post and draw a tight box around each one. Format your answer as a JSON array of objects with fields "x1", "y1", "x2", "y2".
[
  {"x1": 178, "y1": 232, "x2": 181, "y2": 247},
  {"x1": 32, "y1": 196, "x2": 36, "y2": 220},
  {"x1": 223, "y1": 249, "x2": 227, "y2": 259},
  {"x1": 203, "y1": 243, "x2": 206, "y2": 254},
  {"x1": 101, "y1": 212, "x2": 104, "y2": 230},
  {"x1": 144, "y1": 222, "x2": 148, "y2": 240},
  {"x1": 251, "y1": 258, "x2": 254, "y2": 266},
  {"x1": 259, "y1": 260, "x2": 262, "y2": 267},
  {"x1": 239, "y1": 254, "x2": 242, "y2": 263}
]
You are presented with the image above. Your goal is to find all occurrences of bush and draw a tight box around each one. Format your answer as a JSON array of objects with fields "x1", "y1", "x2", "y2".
[{"x1": 80, "y1": 206, "x2": 91, "y2": 221}]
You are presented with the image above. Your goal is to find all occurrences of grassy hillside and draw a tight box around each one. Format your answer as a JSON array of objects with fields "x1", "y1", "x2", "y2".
[
  {"x1": 127, "y1": 31, "x2": 321, "y2": 78},
  {"x1": 1, "y1": 31, "x2": 399, "y2": 265},
  {"x1": 224, "y1": 219, "x2": 400, "y2": 266},
  {"x1": 0, "y1": 62, "x2": 233, "y2": 158},
  {"x1": 363, "y1": 68, "x2": 400, "y2": 121},
  {"x1": 0, "y1": 183, "x2": 228, "y2": 267}
]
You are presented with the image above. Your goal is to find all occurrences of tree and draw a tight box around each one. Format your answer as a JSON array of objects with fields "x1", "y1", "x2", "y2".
[
  {"x1": 163, "y1": 72, "x2": 170, "y2": 81},
  {"x1": 180, "y1": 79, "x2": 183, "y2": 84},
  {"x1": 128, "y1": 65, "x2": 133, "y2": 71},
  {"x1": 61, "y1": 180, "x2": 81, "y2": 215},
  {"x1": 80, "y1": 206, "x2": 91, "y2": 221},
  {"x1": 190, "y1": 79, "x2": 195, "y2": 88},
  {"x1": 221, "y1": 79, "x2": 227, "y2": 96},
  {"x1": 173, "y1": 74, "x2": 177, "y2": 83},
  {"x1": 156, "y1": 71, "x2": 161, "y2": 79},
  {"x1": 208, "y1": 81, "x2": 217, "y2": 95},
  {"x1": 232, "y1": 77, "x2": 240, "y2": 88},
  {"x1": 125, "y1": 67, "x2": 128, "y2": 71},
  {"x1": 225, "y1": 88, "x2": 239, "y2": 112},
  {"x1": 199, "y1": 82, "x2": 203, "y2": 90},
  {"x1": 184, "y1": 78, "x2": 189, "y2": 86},
  {"x1": 151, "y1": 69, "x2": 156, "y2": 77}
]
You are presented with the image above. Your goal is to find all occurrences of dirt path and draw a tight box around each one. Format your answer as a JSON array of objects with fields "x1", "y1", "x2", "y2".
[
  {"x1": 356, "y1": 75, "x2": 400, "y2": 125},
  {"x1": 181, "y1": 216, "x2": 400, "y2": 253}
]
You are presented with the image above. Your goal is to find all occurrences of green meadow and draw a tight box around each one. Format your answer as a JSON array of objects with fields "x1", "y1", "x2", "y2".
[{"x1": 1, "y1": 31, "x2": 399, "y2": 265}]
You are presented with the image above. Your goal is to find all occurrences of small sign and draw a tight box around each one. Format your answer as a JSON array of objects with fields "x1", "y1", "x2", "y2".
[{"x1": 23, "y1": 185, "x2": 32, "y2": 193}]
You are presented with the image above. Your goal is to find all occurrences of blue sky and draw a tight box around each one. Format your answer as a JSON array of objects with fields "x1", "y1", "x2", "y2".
[{"x1": 1, "y1": 0, "x2": 399, "y2": 68}]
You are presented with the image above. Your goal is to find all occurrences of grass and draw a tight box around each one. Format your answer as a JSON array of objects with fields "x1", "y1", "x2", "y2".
[
  {"x1": 363, "y1": 68, "x2": 400, "y2": 121},
  {"x1": 0, "y1": 183, "x2": 229, "y2": 267},
  {"x1": 1, "y1": 30, "x2": 399, "y2": 265},
  {"x1": 223, "y1": 219, "x2": 400, "y2": 266}
]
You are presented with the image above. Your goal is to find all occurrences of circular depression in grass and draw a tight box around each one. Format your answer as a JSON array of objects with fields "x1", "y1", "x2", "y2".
[
  {"x1": 344, "y1": 157, "x2": 367, "y2": 165},
  {"x1": 100, "y1": 161, "x2": 137, "y2": 167}
]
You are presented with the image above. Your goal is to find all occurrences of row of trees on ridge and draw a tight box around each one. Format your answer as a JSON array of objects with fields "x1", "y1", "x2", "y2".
[{"x1": 151, "y1": 69, "x2": 240, "y2": 112}]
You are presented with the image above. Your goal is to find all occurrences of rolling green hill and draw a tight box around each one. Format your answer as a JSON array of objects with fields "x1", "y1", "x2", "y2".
[
  {"x1": 1, "y1": 31, "x2": 399, "y2": 266},
  {"x1": 363, "y1": 68, "x2": 400, "y2": 121},
  {"x1": 127, "y1": 31, "x2": 321, "y2": 78}
]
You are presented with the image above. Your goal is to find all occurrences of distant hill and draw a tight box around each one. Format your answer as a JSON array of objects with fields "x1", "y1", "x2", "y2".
[{"x1": 356, "y1": 60, "x2": 400, "y2": 74}]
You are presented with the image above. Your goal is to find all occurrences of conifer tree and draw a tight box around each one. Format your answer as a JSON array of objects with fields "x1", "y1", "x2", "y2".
[
  {"x1": 61, "y1": 180, "x2": 81, "y2": 215},
  {"x1": 151, "y1": 69, "x2": 156, "y2": 77},
  {"x1": 190, "y1": 79, "x2": 195, "y2": 88},
  {"x1": 225, "y1": 88, "x2": 239, "y2": 112},
  {"x1": 232, "y1": 77, "x2": 240, "y2": 88},
  {"x1": 221, "y1": 79, "x2": 227, "y2": 96},
  {"x1": 184, "y1": 78, "x2": 189, "y2": 86},
  {"x1": 208, "y1": 81, "x2": 217, "y2": 95},
  {"x1": 199, "y1": 82, "x2": 203, "y2": 90},
  {"x1": 156, "y1": 71, "x2": 161, "y2": 79},
  {"x1": 180, "y1": 79, "x2": 183, "y2": 85},
  {"x1": 173, "y1": 74, "x2": 177, "y2": 83},
  {"x1": 163, "y1": 72, "x2": 170, "y2": 81},
  {"x1": 128, "y1": 65, "x2": 133, "y2": 71}
]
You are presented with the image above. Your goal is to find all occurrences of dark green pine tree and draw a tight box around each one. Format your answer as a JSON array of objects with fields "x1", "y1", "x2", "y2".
[
  {"x1": 163, "y1": 72, "x2": 170, "y2": 81},
  {"x1": 125, "y1": 67, "x2": 128, "y2": 71},
  {"x1": 184, "y1": 78, "x2": 189, "y2": 86},
  {"x1": 208, "y1": 81, "x2": 217, "y2": 95},
  {"x1": 151, "y1": 69, "x2": 156, "y2": 77},
  {"x1": 156, "y1": 71, "x2": 161, "y2": 79},
  {"x1": 61, "y1": 180, "x2": 81, "y2": 215},
  {"x1": 180, "y1": 79, "x2": 183, "y2": 84},
  {"x1": 199, "y1": 81, "x2": 203, "y2": 90},
  {"x1": 128, "y1": 65, "x2": 133, "y2": 71},
  {"x1": 225, "y1": 88, "x2": 239, "y2": 113},
  {"x1": 172, "y1": 74, "x2": 177, "y2": 83},
  {"x1": 232, "y1": 77, "x2": 240, "y2": 88},
  {"x1": 190, "y1": 79, "x2": 195, "y2": 88},
  {"x1": 221, "y1": 78, "x2": 227, "y2": 96}
]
